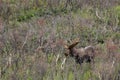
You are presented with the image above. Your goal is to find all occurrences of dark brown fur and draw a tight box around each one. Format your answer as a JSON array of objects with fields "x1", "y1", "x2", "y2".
[{"x1": 64, "y1": 40, "x2": 95, "y2": 64}]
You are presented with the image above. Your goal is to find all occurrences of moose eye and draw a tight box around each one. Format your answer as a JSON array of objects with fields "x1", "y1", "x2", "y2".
[{"x1": 64, "y1": 53, "x2": 69, "y2": 57}]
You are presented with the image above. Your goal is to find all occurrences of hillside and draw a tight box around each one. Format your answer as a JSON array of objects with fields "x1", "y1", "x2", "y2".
[{"x1": 0, "y1": 0, "x2": 120, "y2": 80}]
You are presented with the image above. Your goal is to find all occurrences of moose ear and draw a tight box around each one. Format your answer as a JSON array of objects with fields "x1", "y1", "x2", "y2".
[{"x1": 64, "y1": 45, "x2": 68, "y2": 49}]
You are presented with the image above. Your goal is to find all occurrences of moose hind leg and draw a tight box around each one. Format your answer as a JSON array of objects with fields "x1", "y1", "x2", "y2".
[{"x1": 83, "y1": 55, "x2": 91, "y2": 63}]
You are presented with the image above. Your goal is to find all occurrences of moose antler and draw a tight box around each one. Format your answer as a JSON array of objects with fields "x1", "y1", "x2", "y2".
[{"x1": 65, "y1": 38, "x2": 80, "y2": 49}]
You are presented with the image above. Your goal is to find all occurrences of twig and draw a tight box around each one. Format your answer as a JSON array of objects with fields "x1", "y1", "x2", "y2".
[
  {"x1": 95, "y1": 9, "x2": 102, "y2": 19},
  {"x1": 61, "y1": 58, "x2": 66, "y2": 70},
  {"x1": 21, "y1": 31, "x2": 29, "y2": 49},
  {"x1": 56, "y1": 54, "x2": 60, "y2": 64}
]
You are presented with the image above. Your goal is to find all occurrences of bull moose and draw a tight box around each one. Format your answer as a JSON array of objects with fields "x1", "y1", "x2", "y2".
[{"x1": 61, "y1": 39, "x2": 95, "y2": 69}]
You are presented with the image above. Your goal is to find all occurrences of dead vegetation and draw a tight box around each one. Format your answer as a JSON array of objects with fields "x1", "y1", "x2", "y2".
[{"x1": 0, "y1": 0, "x2": 120, "y2": 80}]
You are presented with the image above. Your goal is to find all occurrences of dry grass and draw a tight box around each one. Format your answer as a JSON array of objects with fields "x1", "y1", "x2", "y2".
[{"x1": 0, "y1": 0, "x2": 120, "y2": 80}]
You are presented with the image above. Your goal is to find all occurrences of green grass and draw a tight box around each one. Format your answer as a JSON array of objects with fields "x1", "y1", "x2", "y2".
[{"x1": 0, "y1": 0, "x2": 120, "y2": 80}]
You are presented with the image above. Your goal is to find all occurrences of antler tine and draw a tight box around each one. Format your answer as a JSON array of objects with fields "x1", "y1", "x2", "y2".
[
  {"x1": 68, "y1": 38, "x2": 80, "y2": 49},
  {"x1": 64, "y1": 40, "x2": 69, "y2": 49},
  {"x1": 73, "y1": 38, "x2": 80, "y2": 42}
]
